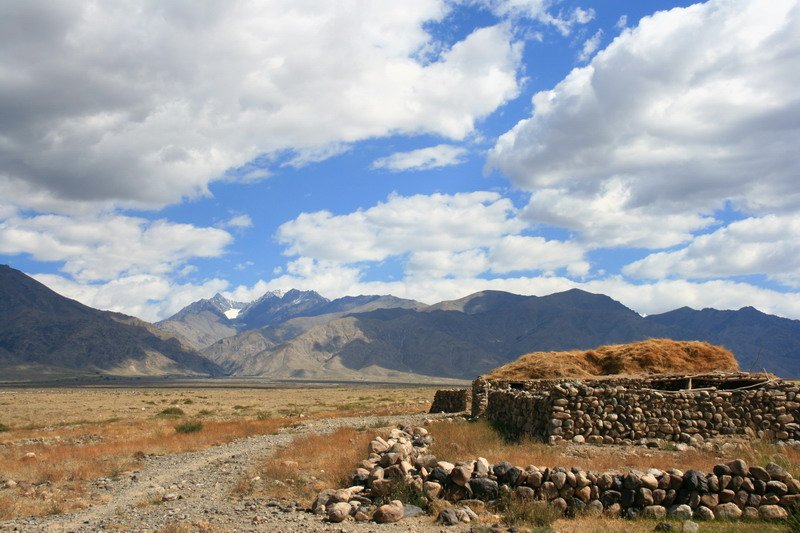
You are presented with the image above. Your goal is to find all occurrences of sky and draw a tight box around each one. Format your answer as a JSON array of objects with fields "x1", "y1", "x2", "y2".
[{"x1": 1, "y1": 0, "x2": 799, "y2": 322}]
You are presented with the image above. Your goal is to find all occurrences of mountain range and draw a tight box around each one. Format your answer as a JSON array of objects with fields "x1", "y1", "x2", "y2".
[
  {"x1": 2, "y1": 264, "x2": 799, "y2": 381},
  {"x1": 0, "y1": 265, "x2": 222, "y2": 379}
]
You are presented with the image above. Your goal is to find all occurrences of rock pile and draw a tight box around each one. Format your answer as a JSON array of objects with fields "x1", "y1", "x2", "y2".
[
  {"x1": 485, "y1": 377, "x2": 800, "y2": 445},
  {"x1": 429, "y1": 389, "x2": 470, "y2": 414},
  {"x1": 312, "y1": 425, "x2": 432, "y2": 524},
  {"x1": 315, "y1": 424, "x2": 800, "y2": 524}
]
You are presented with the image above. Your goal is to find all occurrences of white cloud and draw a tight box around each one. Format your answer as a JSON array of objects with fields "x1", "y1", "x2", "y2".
[
  {"x1": 371, "y1": 144, "x2": 468, "y2": 172},
  {"x1": 615, "y1": 15, "x2": 628, "y2": 29},
  {"x1": 221, "y1": 214, "x2": 253, "y2": 229},
  {"x1": 577, "y1": 29, "x2": 602, "y2": 62},
  {"x1": 624, "y1": 214, "x2": 800, "y2": 287},
  {"x1": 33, "y1": 273, "x2": 229, "y2": 322},
  {"x1": 0, "y1": 214, "x2": 231, "y2": 282},
  {"x1": 277, "y1": 191, "x2": 525, "y2": 263},
  {"x1": 0, "y1": 1, "x2": 523, "y2": 211},
  {"x1": 489, "y1": 0, "x2": 800, "y2": 247},
  {"x1": 272, "y1": 190, "x2": 592, "y2": 293},
  {"x1": 490, "y1": 235, "x2": 589, "y2": 276},
  {"x1": 523, "y1": 182, "x2": 716, "y2": 249},
  {"x1": 406, "y1": 249, "x2": 491, "y2": 278},
  {"x1": 484, "y1": 1, "x2": 595, "y2": 35}
]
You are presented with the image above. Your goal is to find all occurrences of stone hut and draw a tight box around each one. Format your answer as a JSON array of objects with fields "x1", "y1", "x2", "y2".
[{"x1": 473, "y1": 372, "x2": 800, "y2": 444}]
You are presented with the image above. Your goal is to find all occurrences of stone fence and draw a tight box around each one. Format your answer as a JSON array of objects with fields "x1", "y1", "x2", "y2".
[
  {"x1": 429, "y1": 389, "x2": 470, "y2": 413},
  {"x1": 316, "y1": 423, "x2": 799, "y2": 525},
  {"x1": 480, "y1": 372, "x2": 800, "y2": 445}
]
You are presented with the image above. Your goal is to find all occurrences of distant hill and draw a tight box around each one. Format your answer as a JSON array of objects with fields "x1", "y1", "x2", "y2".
[
  {"x1": 195, "y1": 289, "x2": 800, "y2": 380},
  {"x1": 645, "y1": 306, "x2": 800, "y2": 377},
  {"x1": 4, "y1": 262, "x2": 800, "y2": 382},
  {"x1": 0, "y1": 265, "x2": 223, "y2": 378}
]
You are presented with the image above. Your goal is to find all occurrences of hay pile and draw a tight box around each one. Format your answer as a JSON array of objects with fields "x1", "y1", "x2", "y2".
[{"x1": 486, "y1": 339, "x2": 739, "y2": 381}]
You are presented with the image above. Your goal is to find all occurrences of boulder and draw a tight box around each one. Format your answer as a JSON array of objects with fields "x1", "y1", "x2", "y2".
[
  {"x1": 714, "y1": 502, "x2": 742, "y2": 520},
  {"x1": 642, "y1": 505, "x2": 667, "y2": 518},
  {"x1": 373, "y1": 502, "x2": 404, "y2": 524},
  {"x1": 682, "y1": 520, "x2": 699, "y2": 533},
  {"x1": 326, "y1": 502, "x2": 352, "y2": 523},
  {"x1": 669, "y1": 504, "x2": 693, "y2": 520},
  {"x1": 694, "y1": 505, "x2": 715, "y2": 520},
  {"x1": 726, "y1": 459, "x2": 748, "y2": 477},
  {"x1": 469, "y1": 477, "x2": 499, "y2": 501},
  {"x1": 450, "y1": 465, "x2": 472, "y2": 487},
  {"x1": 759, "y1": 505, "x2": 789, "y2": 520}
]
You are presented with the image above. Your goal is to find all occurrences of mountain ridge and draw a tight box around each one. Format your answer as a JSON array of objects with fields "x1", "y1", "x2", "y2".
[
  {"x1": 3, "y1": 264, "x2": 800, "y2": 381},
  {"x1": 0, "y1": 265, "x2": 223, "y2": 378}
]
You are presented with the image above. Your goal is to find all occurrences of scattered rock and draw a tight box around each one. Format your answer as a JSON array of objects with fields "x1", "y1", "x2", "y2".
[
  {"x1": 682, "y1": 520, "x2": 699, "y2": 533},
  {"x1": 373, "y1": 501, "x2": 403, "y2": 523},
  {"x1": 326, "y1": 502, "x2": 352, "y2": 523}
]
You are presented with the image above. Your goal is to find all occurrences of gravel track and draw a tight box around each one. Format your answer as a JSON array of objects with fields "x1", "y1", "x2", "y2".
[{"x1": 2, "y1": 413, "x2": 466, "y2": 533}]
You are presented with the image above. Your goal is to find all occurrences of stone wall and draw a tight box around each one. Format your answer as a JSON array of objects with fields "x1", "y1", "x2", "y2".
[
  {"x1": 471, "y1": 377, "x2": 489, "y2": 418},
  {"x1": 320, "y1": 424, "x2": 799, "y2": 524},
  {"x1": 481, "y1": 373, "x2": 800, "y2": 445},
  {"x1": 429, "y1": 389, "x2": 470, "y2": 413}
]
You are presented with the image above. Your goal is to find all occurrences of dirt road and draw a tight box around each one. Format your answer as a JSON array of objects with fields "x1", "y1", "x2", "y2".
[{"x1": 1, "y1": 413, "x2": 463, "y2": 532}]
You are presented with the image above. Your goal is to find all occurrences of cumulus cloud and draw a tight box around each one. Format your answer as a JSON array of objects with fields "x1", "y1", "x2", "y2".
[
  {"x1": 0, "y1": 1, "x2": 523, "y2": 211},
  {"x1": 522, "y1": 182, "x2": 716, "y2": 249},
  {"x1": 33, "y1": 273, "x2": 229, "y2": 322},
  {"x1": 371, "y1": 144, "x2": 468, "y2": 172},
  {"x1": 490, "y1": 235, "x2": 589, "y2": 276},
  {"x1": 0, "y1": 214, "x2": 232, "y2": 282},
  {"x1": 275, "y1": 190, "x2": 590, "y2": 286},
  {"x1": 489, "y1": 0, "x2": 800, "y2": 246},
  {"x1": 277, "y1": 192, "x2": 525, "y2": 263},
  {"x1": 624, "y1": 214, "x2": 800, "y2": 287}
]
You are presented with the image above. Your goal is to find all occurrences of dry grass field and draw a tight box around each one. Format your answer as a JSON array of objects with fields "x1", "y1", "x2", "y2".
[{"x1": 0, "y1": 384, "x2": 435, "y2": 520}]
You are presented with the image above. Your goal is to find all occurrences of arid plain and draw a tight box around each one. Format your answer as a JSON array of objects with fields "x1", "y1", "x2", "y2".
[{"x1": 1, "y1": 382, "x2": 798, "y2": 532}]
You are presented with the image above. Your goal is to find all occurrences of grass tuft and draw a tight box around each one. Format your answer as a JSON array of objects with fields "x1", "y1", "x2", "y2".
[
  {"x1": 496, "y1": 493, "x2": 560, "y2": 527},
  {"x1": 174, "y1": 421, "x2": 203, "y2": 434},
  {"x1": 0, "y1": 423, "x2": 9, "y2": 432},
  {"x1": 157, "y1": 407, "x2": 185, "y2": 417}
]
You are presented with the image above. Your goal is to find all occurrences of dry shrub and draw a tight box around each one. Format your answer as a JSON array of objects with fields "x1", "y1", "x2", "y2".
[
  {"x1": 427, "y1": 419, "x2": 738, "y2": 474},
  {"x1": 738, "y1": 440, "x2": 800, "y2": 480},
  {"x1": 0, "y1": 484, "x2": 89, "y2": 520},
  {"x1": 174, "y1": 420, "x2": 202, "y2": 434},
  {"x1": 254, "y1": 427, "x2": 379, "y2": 505},
  {"x1": 497, "y1": 492, "x2": 560, "y2": 527},
  {"x1": 486, "y1": 339, "x2": 739, "y2": 381}
]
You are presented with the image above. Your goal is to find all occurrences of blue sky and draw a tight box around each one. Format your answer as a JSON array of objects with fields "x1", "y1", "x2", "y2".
[{"x1": 1, "y1": 0, "x2": 798, "y2": 321}]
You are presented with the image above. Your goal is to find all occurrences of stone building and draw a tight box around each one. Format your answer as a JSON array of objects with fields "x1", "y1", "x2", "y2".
[{"x1": 471, "y1": 372, "x2": 800, "y2": 444}]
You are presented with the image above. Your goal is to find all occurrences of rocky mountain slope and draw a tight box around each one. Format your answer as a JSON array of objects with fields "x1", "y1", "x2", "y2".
[
  {"x1": 194, "y1": 289, "x2": 800, "y2": 380},
  {"x1": 0, "y1": 265, "x2": 223, "y2": 378}
]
